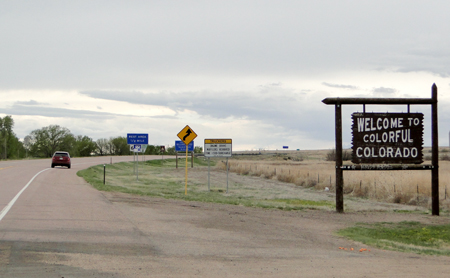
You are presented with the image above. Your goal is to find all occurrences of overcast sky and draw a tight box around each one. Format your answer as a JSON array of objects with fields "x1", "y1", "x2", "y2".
[{"x1": 1, "y1": 1, "x2": 450, "y2": 150}]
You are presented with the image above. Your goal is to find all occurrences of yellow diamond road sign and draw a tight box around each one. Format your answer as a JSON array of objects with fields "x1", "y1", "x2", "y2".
[{"x1": 177, "y1": 125, "x2": 197, "y2": 145}]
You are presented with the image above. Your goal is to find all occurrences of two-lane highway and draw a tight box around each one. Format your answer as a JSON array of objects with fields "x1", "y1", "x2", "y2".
[{"x1": 0, "y1": 156, "x2": 156, "y2": 277}]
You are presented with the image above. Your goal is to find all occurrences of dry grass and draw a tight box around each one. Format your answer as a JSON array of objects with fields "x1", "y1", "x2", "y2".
[{"x1": 216, "y1": 150, "x2": 450, "y2": 210}]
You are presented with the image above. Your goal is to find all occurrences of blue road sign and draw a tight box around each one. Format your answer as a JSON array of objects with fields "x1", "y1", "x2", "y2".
[
  {"x1": 283, "y1": 146, "x2": 289, "y2": 149},
  {"x1": 127, "y1": 133, "x2": 148, "y2": 145},
  {"x1": 175, "y1": 140, "x2": 194, "y2": 152}
]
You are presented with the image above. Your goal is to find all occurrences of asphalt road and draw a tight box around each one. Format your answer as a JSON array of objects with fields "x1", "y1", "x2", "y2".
[
  {"x1": 1, "y1": 156, "x2": 450, "y2": 277},
  {"x1": 0, "y1": 156, "x2": 153, "y2": 277}
]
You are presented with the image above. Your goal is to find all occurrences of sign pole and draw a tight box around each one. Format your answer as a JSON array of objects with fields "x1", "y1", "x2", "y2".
[
  {"x1": 177, "y1": 125, "x2": 198, "y2": 196},
  {"x1": 208, "y1": 158, "x2": 211, "y2": 191},
  {"x1": 226, "y1": 157, "x2": 229, "y2": 194},
  {"x1": 431, "y1": 84, "x2": 439, "y2": 216},
  {"x1": 185, "y1": 147, "x2": 188, "y2": 195},
  {"x1": 204, "y1": 139, "x2": 233, "y2": 193},
  {"x1": 137, "y1": 151, "x2": 139, "y2": 181},
  {"x1": 335, "y1": 102, "x2": 344, "y2": 213}
]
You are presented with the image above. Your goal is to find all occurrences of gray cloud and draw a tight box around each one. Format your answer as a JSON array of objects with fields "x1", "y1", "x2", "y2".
[
  {"x1": 372, "y1": 87, "x2": 396, "y2": 94},
  {"x1": 372, "y1": 87, "x2": 397, "y2": 95},
  {"x1": 383, "y1": 48, "x2": 450, "y2": 77},
  {"x1": 79, "y1": 88, "x2": 334, "y2": 139},
  {"x1": 15, "y1": 100, "x2": 48, "y2": 105},
  {"x1": 1, "y1": 1, "x2": 449, "y2": 89},
  {"x1": 0, "y1": 103, "x2": 177, "y2": 120},
  {"x1": 0, "y1": 105, "x2": 116, "y2": 119},
  {"x1": 322, "y1": 83, "x2": 358, "y2": 90}
]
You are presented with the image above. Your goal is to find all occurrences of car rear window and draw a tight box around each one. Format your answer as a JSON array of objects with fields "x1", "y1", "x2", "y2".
[{"x1": 54, "y1": 152, "x2": 69, "y2": 157}]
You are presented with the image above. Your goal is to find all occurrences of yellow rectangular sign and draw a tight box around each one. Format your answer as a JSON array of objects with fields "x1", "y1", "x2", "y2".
[{"x1": 204, "y1": 139, "x2": 232, "y2": 144}]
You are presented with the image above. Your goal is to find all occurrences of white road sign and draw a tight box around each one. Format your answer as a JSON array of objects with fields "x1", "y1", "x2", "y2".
[
  {"x1": 204, "y1": 139, "x2": 232, "y2": 157},
  {"x1": 130, "y1": 144, "x2": 142, "y2": 152}
]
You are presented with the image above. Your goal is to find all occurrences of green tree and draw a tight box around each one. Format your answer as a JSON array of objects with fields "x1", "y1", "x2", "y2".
[
  {"x1": 108, "y1": 136, "x2": 116, "y2": 154},
  {"x1": 166, "y1": 146, "x2": 176, "y2": 155},
  {"x1": 95, "y1": 138, "x2": 110, "y2": 155},
  {"x1": 29, "y1": 125, "x2": 75, "y2": 157},
  {"x1": 0, "y1": 116, "x2": 23, "y2": 159},
  {"x1": 110, "y1": 136, "x2": 128, "y2": 155},
  {"x1": 144, "y1": 145, "x2": 158, "y2": 155},
  {"x1": 23, "y1": 135, "x2": 33, "y2": 155},
  {"x1": 73, "y1": 135, "x2": 96, "y2": 157},
  {"x1": 194, "y1": 146, "x2": 203, "y2": 153}
]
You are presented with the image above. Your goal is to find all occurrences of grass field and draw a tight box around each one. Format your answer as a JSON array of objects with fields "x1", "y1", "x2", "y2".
[
  {"x1": 79, "y1": 149, "x2": 450, "y2": 210},
  {"x1": 337, "y1": 221, "x2": 450, "y2": 256},
  {"x1": 77, "y1": 157, "x2": 335, "y2": 211},
  {"x1": 226, "y1": 149, "x2": 450, "y2": 209}
]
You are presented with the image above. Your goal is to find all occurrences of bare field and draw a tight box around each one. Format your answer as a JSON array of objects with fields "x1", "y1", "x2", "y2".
[{"x1": 218, "y1": 149, "x2": 450, "y2": 210}]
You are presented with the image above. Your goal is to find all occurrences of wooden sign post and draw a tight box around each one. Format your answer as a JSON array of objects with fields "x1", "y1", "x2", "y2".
[{"x1": 322, "y1": 84, "x2": 439, "y2": 215}]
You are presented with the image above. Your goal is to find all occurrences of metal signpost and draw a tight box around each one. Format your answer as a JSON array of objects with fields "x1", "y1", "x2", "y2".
[
  {"x1": 160, "y1": 145, "x2": 165, "y2": 161},
  {"x1": 204, "y1": 139, "x2": 232, "y2": 192},
  {"x1": 127, "y1": 134, "x2": 148, "y2": 181},
  {"x1": 130, "y1": 144, "x2": 142, "y2": 180},
  {"x1": 177, "y1": 125, "x2": 197, "y2": 195},
  {"x1": 322, "y1": 84, "x2": 439, "y2": 215},
  {"x1": 175, "y1": 141, "x2": 194, "y2": 168}
]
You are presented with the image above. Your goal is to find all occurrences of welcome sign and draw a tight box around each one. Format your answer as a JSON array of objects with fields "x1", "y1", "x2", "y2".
[{"x1": 351, "y1": 113, "x2": 424, "y2": 164}]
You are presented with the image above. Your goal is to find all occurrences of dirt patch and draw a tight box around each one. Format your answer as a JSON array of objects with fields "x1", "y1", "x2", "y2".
[{"x1": 95, "y1": 190, "x2": 450, "y2": 277}]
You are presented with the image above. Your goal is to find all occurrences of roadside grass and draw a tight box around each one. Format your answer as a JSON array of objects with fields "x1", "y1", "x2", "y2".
[
  {"x1": 77, "y1": 158, "x2": 334, "y2": 211},
  {"x1": 224, "y1": 156, "x2": 450, "y2": 209},
  {"x1": 337, "y1": 221, "x2": 450, "y2": 256}
]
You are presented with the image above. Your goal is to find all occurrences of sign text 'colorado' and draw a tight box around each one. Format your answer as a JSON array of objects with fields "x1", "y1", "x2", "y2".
[{"x1": 352, "y1": 113, "x2": 423, "y2": 164}]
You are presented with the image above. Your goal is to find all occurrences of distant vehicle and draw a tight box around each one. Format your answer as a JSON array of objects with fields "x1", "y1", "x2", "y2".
[{"x1": 51, "y1": 151, "x2": 71, "y2": 169}]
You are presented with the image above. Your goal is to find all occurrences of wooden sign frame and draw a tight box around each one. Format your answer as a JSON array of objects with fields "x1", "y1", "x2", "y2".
[{"x1": 322, "y1": 84, "x2": 439, "y2": 215}]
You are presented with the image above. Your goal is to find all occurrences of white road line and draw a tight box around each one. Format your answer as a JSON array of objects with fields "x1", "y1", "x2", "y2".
[{"x1": 0, "y1": 168, "x2": 51, "y2": 222}]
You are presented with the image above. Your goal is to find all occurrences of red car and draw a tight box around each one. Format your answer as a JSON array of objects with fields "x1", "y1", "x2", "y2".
[{"x1": 51, "y1": 151, "x2": 71, "y2": 169}]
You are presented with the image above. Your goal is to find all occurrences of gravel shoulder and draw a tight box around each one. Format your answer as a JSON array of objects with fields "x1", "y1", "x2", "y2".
[{"x1": 96, "y1": 188, "x2": 450, "y2": 277}]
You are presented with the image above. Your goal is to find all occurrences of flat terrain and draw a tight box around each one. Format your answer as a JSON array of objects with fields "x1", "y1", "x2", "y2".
[{"x1": 1, "y1": 156, "x2": 450, "y2": 277}]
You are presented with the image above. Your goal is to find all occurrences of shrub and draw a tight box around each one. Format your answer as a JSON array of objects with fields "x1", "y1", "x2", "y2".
[
  {"x1": 326, "y1": 149, "x2": 351, "y2": 161},
  {"x1": 441, "y1": 154, "x2": 450, "y2": 161}
]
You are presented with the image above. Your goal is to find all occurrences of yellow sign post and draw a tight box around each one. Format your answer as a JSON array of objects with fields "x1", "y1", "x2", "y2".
[{"x1": 177, "y1": 125, "x2": 197, "y2": 195}]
